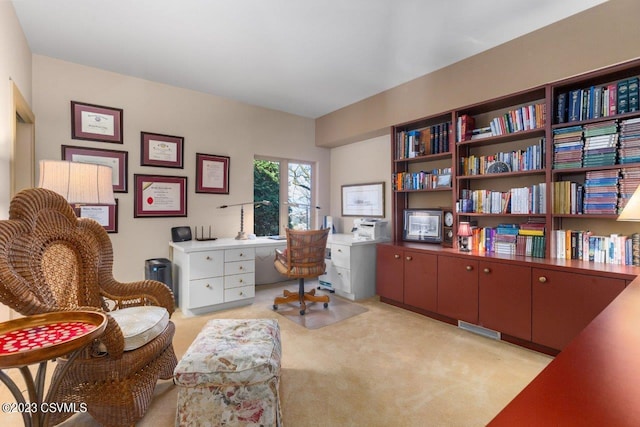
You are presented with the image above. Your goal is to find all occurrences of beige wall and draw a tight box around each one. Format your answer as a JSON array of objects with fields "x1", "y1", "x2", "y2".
[
  {"x1": 32, "y1": 55, "x2": 329, "y2": 282},
  {"x1": 330, "y1": 135, "x2": 391, "y2": 233},
  {"x1": 0, "y1": 3, "x2": 32, "y2": 218},
  {"x1": 316, "y1": 0, "x2": 640, "y2": 148}
]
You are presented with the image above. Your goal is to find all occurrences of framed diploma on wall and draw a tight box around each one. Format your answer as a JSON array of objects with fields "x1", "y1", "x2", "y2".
[
  {"x1": 62, "y1": 145, "x2": 128, "y2": 193},
  {"x1": 140, "y1": 132, "x2": 184, "y2": 168},
  {"x1": 134, "y1": 174, "x2": 187, "y2": 217},
  {"x1": 74, "y1": 199, "x2": 118, "y2": 233},
  {"x1": 71, "y1": 101, "x2": 123, "y2": 144},
  {"x1": 195, "y1": 153, "x2": 230, "y2": 194}
]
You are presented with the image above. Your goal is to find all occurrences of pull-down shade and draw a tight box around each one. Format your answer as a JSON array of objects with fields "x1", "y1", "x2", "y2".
[{"x1": 38, "y1": 160, "x2": 115, "y2": 205}]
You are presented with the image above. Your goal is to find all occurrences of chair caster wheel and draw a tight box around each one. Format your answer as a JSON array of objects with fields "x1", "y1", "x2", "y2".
[
  {"x1": 300, "y1": 309, "x2": 305, "y2": 315},
  {"x1": 273, "y1": 304, "x2": 278, "y2": 310},
  {"x1": 324, "y1": 303, "x2": 329, "y2": 308}
]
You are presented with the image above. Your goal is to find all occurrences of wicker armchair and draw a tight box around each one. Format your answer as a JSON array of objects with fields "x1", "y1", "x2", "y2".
[
  {"x1": 273, "y1": 228, "x2": 330, "y2": 315},
  {"x1": 0, "y1": 188, "x2": 177, "y2": 426}
]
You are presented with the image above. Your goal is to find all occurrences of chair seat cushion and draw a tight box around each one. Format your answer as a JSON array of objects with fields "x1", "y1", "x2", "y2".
[{"x1": 109, "y1": 306, "x2": 170, "y2": 351}]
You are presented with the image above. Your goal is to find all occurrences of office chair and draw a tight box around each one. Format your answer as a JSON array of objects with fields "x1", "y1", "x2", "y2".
[{"x1": 273, "y1": 228, "x2": 330, "y2": 315}]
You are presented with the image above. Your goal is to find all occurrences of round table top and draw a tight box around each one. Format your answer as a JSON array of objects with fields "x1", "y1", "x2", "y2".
[{"x1": 0, "y1": 311, "x2": 107, "y2": 368}]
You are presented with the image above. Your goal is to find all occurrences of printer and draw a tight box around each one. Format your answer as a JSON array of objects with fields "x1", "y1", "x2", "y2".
[{"x1": 353, "y1": 218, "x2": 388, "y2": 240}]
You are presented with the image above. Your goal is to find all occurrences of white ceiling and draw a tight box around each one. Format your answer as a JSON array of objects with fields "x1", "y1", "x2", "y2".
[{"x1": 12, "y1": 0, "x2": 607, "y2": 118}]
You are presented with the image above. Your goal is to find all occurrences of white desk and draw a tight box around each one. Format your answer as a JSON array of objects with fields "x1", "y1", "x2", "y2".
[
  {"x1": 169, "y1": 238, "x2": 286, "y2": 317},
  {"x1": 320, "y1": 234, "x2": 388, "y2": 301}
]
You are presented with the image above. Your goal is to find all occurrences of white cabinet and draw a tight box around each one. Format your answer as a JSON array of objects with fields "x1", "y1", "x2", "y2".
[
  {"x1": 319, "y1": 234, "x2": 383, "y2": 301},
  {"x1": 170, "y1": 238, "x2": 285, "y2": 317}
]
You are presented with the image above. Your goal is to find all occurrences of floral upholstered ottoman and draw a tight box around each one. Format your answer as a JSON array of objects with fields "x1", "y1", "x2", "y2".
[{"x1": 174, "y1": 318, "x2": 282, "y2": 426}]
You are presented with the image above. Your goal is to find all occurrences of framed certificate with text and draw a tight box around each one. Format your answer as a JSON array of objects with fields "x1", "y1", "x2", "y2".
[
  {"x1": 195, "y1": 153, "x2": 230, "y2": 194},
  {"x1": 140, "y1": 132, "x2": 184, "y2": 168},
  {"x1": 71, "y1": 101, "x2": 123, "y2": 143},
  {"x1": 134, "y1": 174, "x2": 187, "y2": 218}
]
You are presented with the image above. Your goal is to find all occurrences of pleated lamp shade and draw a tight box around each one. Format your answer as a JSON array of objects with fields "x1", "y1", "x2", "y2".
[
  {"x1": 38, "y1": 160, "x2": 115, "y2": 205},
  {"x1": 618, "y1": 185, "x2": 640, "y2": 221}
]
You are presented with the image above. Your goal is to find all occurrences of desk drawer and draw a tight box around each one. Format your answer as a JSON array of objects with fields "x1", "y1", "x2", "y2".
[
  {"x1": 331, "y1": 244, "x2": 350, "y2": 269},
  {"x1": 225, "y1": 272, "x2": 255, "y2": 289},
  {"x1": 190, "y1": 250, "x2": 224, "y2": 280},
  {"x1": 333, "y1": 266, "x2": 351, "y2": 293},
  {"x1": 224, "y1": 260, "x2": 254, "y2": 275},
  {"x1": 188, "y1": 277, "x2": 224, "y2": 308},
  {"x1": 224, "y1": 285, "x2": 255, "y2": 302},
  {"x1": 225, "y1": 248, "x2": 255, "y2": 262}
]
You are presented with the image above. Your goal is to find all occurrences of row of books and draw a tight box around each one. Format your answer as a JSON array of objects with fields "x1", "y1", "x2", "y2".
[
  {"x1": 552, "y1": 230, "x2": 640, "y2": 266},
  {"x1": 555, "y1": 76, "x2": 640, "y2": 123},
  {"x1": 455, "y1": 102, "x2": 546, "y2": 142},
  {"x1": 394, "y1": 122, "x2": 452, "y2": 159},
  {"x1": 457, "y1": 183, "x2": 546, "y2": 214},
  {"x1": 619, "y1": 117, "x2": 640, "y2": 164},
  {"x1": 467, "y1": 223, "x2": 546, "y2": 258},
  {"x1": 392, "y1": 168, "x2": 452, "y2": 191},
  {"x1": 458, "y1": 139, "x2": 545, "y2": 176}
]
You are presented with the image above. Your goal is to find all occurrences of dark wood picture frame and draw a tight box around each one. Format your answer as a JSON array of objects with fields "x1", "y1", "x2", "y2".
[
  {"x1": 140, "y1": 132, "x2": 184, "y2": 168},
  {"x1": 403, "y1": 208, "x2": 443, "y2": 243},
  {"x1": 74, "y1": 199, "x2": 118, "y2": 233},
  {"x1": 134, "y1": 174, "x2": 187, "y2": 218},
  {"x1": 61, "y1": 145, "x2": 128, "y2": 193},
  {"x1": 195, "y1": 153, "x2": 230, "y2": 194},
  {"x1": 71, "y1": 101, "x2": 123, "y2": 143}
]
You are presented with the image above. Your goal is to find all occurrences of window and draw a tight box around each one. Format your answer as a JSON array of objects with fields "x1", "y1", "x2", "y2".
[{"x1": 254, "y1": 157, "x2": 315, "y2": 236}]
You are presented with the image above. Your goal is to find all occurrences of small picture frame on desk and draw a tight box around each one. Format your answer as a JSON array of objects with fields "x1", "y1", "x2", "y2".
[{"x1": 403, "y1": 209, "x2": 442, "y2": 243}]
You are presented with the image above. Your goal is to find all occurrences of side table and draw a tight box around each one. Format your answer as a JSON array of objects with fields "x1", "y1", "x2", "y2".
[{"x1": 0, "y1": 311, "x2": 107, "y2": 427}]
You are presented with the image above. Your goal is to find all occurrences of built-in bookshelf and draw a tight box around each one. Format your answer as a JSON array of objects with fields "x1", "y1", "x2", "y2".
[{"x1": 390, "y1": 57, "x2": 640, "y2": 267}]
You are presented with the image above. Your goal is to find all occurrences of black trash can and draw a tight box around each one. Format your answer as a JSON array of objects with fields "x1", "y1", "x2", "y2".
[{"x1": 145, "y1": 258, "x2": 176, "y2": 305}]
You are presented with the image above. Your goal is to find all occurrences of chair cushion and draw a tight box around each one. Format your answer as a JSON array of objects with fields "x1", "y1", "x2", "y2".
[{"x1": 109, "y1": 306, "x2": 169, "y2": 351}]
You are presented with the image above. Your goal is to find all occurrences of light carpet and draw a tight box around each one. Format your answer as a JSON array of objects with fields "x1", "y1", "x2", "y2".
[
  {"x1": 266, "y1": 282, "x2": 368, "y2": 329},
  {"x1": 0, "y1": 281, "x2": 552, "y2": 427}
]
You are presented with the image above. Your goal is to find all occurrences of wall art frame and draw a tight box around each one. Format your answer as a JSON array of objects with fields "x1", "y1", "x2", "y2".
[
  {"x1": 71, "y1": 101, "x2": 123, "y2": 143},
  {"x1": 74, "y1": 199, "x2": 118, "y2": 233},
  {"x1": 341, "y1": 182, "x2": 385, "y2": 217},
  {"x1": 134, "y1": 174, "x2": 187, "y2": 218},
  {"x1": 61, "y1": 145, "x2": 128, "y2": 193},
  {"x1": 140, "y1": 131, "x2": 184, "y2": 168},
  {"x1": 195, "y1": 153, "x2": 230, "y2": 194}
]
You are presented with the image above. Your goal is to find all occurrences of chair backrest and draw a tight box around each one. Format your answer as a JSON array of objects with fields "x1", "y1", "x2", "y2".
[
  {"x1": 283, "y1": 228, "x2": 330, "y2": 278},
  {"x1": 0, "y1": 188, "x2": 114, "y2": 316}
]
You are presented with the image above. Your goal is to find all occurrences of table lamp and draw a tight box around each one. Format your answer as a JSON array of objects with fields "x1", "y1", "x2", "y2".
[
  {"x1": 38, "y1": 160, "x2": 115, "y2": 206},
  {"x1": 618, "y1": 185, "x2": 640, "y2": 222},
  {"x1": 217, "y1": 200, "x2": 271, "y2": 240},
  {"x1": 457, "y1": 221, "x2": 472, "y2": 252}
]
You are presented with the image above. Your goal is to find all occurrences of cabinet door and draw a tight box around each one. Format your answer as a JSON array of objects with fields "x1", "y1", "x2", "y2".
[
  {"x1": 376, "y1": 245, "x2": 404, "y2": 302},
  {"x1": 479, "y1": 261, "x2": 531, "y2": 340},
  {"x1": 403, "y1": 251, "x2": 437, "y2": 312},
  {"x1": 532, "y1": 268, "x2": 626, "y2": 350},
  {"x1": 437, "y1": 256, "x2": 478, "y2": 323}
]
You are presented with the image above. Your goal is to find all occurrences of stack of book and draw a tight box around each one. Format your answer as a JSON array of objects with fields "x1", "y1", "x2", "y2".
[
  {"x1": 553, "y1": 180, "x2": 583, "y2": 214},
  {"x1": 553, "y1": 126, "x2": 583, "y2": 169},
  {"x1": 494, "y1": 224, "x2": 519, "y2": 255},
  {"x1": 583, "y1": 170, "x2": 620, "y2": 215},
  {"x1": 618, "y1": 117, "x2": 640, "y2": 164},
  {"x1": 582, "y1": 120, "x2": 618, "y2": 167},
  {"x1": 618, "y1": 166, "x2": 640, "y2": 212},
  {"x1": 516, "y1": 219, "x2": 546, "y2": 258}
]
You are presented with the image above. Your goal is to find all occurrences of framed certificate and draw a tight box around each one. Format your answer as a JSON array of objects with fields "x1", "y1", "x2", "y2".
[
  {"x1": 71, "y1": 101, "x2": 123, "y2": 143},
  {"x1": 195, "y1": 153, "x2": 230, "y2": 194},
  {"x1": 74, "y1": 199, "x2": 118, "y2": 233},
  {"x1": 134, "y1": 174, "x2": 187, "y2": 218},
  {"x1": 140, "y1": 132, "x2": 184, "y2": 168},
  {"x1": 61, "y1": 145, "x2": 128, "y2": 193}
]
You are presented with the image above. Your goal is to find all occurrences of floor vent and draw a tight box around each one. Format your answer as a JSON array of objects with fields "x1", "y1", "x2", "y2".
[{"x1": 458, "y1": 321, "x2": 501, "y2": 340}]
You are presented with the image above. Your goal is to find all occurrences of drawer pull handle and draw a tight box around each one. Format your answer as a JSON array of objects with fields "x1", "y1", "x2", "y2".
[
  {"x1": 394, "y1": 254, "x2": 401, "y2": 259},
  {"x1": 239, "y1": 266, "x2": 244, "y2": 270},
  {"x1": 338, "y1": 249, "x2": 342, "y2": 252},
  {"x1": 205, "y1": 283, "x2": 211, "y2": 288},
  {"x1": 239, "y1": 279, "x2": 243, "y2": 283},
  {"x1": 538, "y1": 276, "x2": 547, "y2": 283},
  {"x1": 206, "y1": 256, "x2": 212, "y2": 260},
  {"x1": 483, "y1": 268, "x2": 490, "y2": 274},
  {"x1": 466, "y1": 265, "x2": 473, "y2": 271},
  {"x1": 239, "y1": 253, "x2": 244, "y2": 257},
  {"x1": 406, "y1": 256, "x2": 412, "y2": 261},
  {"x1": 239, "y1": 291, "x2": 245, "y2": 296}
]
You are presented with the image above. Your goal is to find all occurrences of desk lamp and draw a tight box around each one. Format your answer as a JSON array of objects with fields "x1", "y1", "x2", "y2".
[
  {"x1": 457, "y1": 221, "x2": 472, "y2": 252},
  {"x1": 38, "y1": 160, "x2": 116, "y2": 206},
  {"x1": 218, "y1": 200, "x2": 271, "y2": 240}
]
